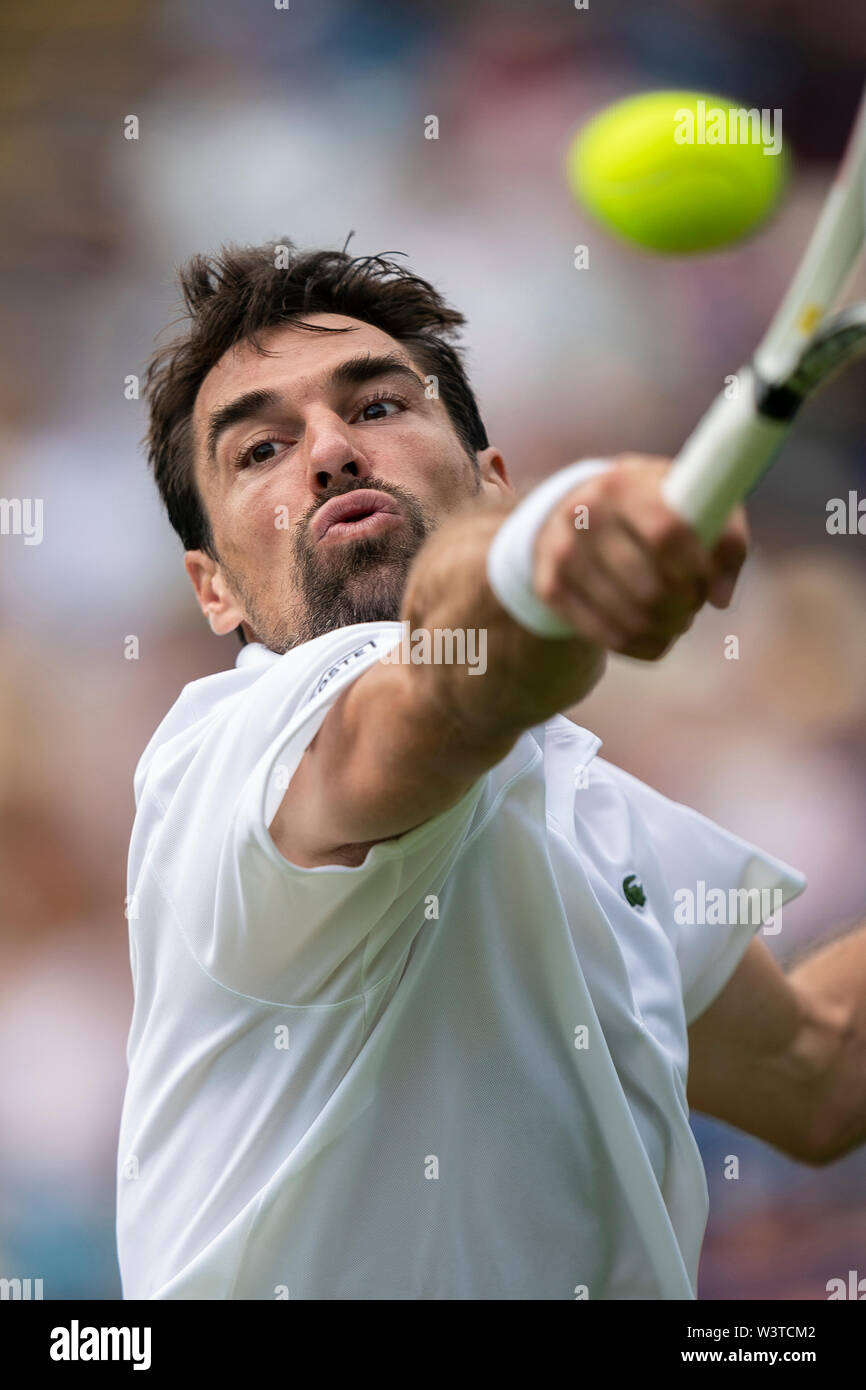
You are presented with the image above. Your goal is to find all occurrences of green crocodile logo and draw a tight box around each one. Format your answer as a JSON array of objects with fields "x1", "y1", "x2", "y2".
[{"x1": 622, "y1": 874, "x2": 646, "y2": 908}]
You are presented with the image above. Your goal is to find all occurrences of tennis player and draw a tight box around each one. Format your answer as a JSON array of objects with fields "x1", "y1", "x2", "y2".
[{"x1": 117, "y1": 240, "x2": 866, "y2": 1300}]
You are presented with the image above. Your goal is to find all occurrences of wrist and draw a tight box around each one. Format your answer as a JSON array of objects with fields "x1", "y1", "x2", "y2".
[{"x1": 486, "y1": 458, "x2": 613, "y2": 637}]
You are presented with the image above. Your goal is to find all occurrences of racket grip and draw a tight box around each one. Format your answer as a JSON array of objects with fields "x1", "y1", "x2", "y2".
[{"x1": 662, "y1": 369, "x2": 790, "y2": 547}]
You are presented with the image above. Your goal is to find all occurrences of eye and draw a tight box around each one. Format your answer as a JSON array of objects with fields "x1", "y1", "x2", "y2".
[
  {"x1": 249, "y1": 440, "x2": 278, "y2": 464},
  {"x1": 355, "y1": 390, "x2": 408, "y2": 422},
  {"x1": 232, "y1": 437, "x2": 290, "y2": 470}
]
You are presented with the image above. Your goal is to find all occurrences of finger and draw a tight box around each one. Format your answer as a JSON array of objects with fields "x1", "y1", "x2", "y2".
[
  {"x1": 544, "y1": 497, "x2": 707, "y2": 641},
  {"x1": 618, "y1": 497, "x2": 713, "y2": 601},
  {"x1": 541, "y1": 508, "x2": 688, "y2": 639},
  {"x1": 580, "y1": 523, "x2": 668, "y2": 612},
  {"x1": 707, "y1": 511, "x2": 749, "y2": 608},
  {"x1": 536, "y1": 583, "x2": 634, "y2": 651},
  {"x1": 536, "y1": 511, "x2": 654, "y2": 638},
  {"x1": 577, "y1": 471, "x2": 711, "y2": 606},
  {"x1": 582, "y1": 529, "x2": 700, "y2": 635},
  {"x1": 542, "y1": 573, "x2": 698, "y2": 657}
]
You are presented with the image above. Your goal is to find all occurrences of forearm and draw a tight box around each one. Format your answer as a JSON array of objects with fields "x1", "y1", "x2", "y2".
[
  {"x1": 788, "y1": 919, "x2": 866, "y2": 1163},
  {"x1": 400, "y1": 496, "x2": 606, "y2": 749},
  {"x1": 273, "y1": 456, "x2": 744, "y2": 862},
  {"x1": 272, "y1": 496, "x2": 605, "y2": 865}
]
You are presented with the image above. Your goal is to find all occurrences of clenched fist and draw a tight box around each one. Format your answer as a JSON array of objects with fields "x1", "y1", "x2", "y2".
[{"x1": 532, "y1": 455, "x2": 748, "y2": 660}]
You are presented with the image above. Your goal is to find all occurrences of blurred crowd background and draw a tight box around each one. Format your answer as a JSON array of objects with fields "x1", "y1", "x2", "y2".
[{"x1": 1, "y1": 0, "x2": 865, "y2": 1300}]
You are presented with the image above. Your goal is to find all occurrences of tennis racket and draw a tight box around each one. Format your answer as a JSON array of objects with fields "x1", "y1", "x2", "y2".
[{"x1": 662, "y1": 86, "x2": 866, "y2": 546}]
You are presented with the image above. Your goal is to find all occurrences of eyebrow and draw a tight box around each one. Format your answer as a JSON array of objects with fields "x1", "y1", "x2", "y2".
[{"x1": 204, "y1": 352, "x2": 426, "y2": 464}]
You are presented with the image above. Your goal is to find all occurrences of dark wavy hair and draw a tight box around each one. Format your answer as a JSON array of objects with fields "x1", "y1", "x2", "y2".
[{"x1": 142, "y1": 235, "x2": 490, "y2": 565}]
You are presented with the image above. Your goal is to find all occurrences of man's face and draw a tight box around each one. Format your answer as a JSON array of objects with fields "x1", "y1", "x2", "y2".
[{"x1": 187, "y1": 313, "x2": 510, "y2": 652}]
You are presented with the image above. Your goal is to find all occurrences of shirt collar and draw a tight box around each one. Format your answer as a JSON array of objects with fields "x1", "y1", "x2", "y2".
[{"x1": 235, "y1": 642, "x2": 282, "y2": 670}]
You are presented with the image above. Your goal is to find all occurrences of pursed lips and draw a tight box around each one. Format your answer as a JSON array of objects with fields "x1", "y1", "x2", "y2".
[{"x1": 311, "y1": 489, "x2": 404, "y2": 542}]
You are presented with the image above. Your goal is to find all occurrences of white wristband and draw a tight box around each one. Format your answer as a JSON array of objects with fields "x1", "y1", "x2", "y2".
[{"x1": 486, "y1": 458, "x2": 614, "y2": 638}]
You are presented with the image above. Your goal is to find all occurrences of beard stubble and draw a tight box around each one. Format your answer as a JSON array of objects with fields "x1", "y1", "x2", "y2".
[{"x1": 219, "y1": 477, "x2": 437, "y2": 653}]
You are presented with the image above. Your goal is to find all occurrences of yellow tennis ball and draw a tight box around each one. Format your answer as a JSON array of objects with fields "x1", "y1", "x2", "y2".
[{"x1": 566, "y1": 90, "x2": 789, "y2": 254}]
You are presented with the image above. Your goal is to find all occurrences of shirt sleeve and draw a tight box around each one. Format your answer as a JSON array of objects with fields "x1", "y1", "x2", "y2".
[
  {"x1": 188, "y1": 632, "x2": 489, "y2": 1006},
  {"x1": 592, "y1": 761, "x2": 808, "y2": 1025}
]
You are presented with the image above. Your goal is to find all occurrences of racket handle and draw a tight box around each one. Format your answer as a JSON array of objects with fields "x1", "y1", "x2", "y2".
[{"x1": 662, "y1": 368, "x2": 790, "y2": 547}]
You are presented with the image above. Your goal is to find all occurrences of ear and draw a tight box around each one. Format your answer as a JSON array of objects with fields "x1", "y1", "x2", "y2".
[
  {"x1": 476, "y1": 446, "x2": 513, "y2": 498},
  {"x1": 184, "y1": 550, "x2": 246, "y2": 637}
]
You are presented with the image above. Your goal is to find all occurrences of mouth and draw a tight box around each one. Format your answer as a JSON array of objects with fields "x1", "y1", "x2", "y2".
[{"x1": 311, "y1": 489, "x2": 405, "y2": 544}]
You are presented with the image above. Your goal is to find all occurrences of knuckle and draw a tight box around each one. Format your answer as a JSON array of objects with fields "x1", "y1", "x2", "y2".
[
  {"x1": 539, "y1": 519, "x2": 577, "y2": 573},
  {"x1": 549, "y1": 536, "x2": 577, "y2": 574},
  {"x1": 668, "y1": 574, "x2": 707, "y2": 607},
  {"x1": 654, "y1": 588, "x2": 703, "y2": 626},
  {"x1": 597, "y1": 467, "x2": 625, "y2": 500},
  {"x1": 646, "y1": 581, "x2": 682, "y2": 614},
  {"x1": 562, "y1": 603, "x2": 605, "y2": 647},
  {"x1": 587, "y1": 619, "x2": 616, "y2": 649},
  {"x1": 581, "y1": 469, "x2": 626, "y2": 515},
  {"x1": 618, "y1": 608, "x2": 652, "y2": 640},
  {"x1": 644, "y1": 511, "x2": 690, "y2": 551},
  {"x1": 533, "y1": 569, "x2": 567, "y2": 609},
  {"x1": 632, "y1": 572, "x2": 664, "y2": 607}
]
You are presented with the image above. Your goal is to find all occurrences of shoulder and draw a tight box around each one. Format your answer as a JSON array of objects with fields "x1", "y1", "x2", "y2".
[{"x1": 132, "y1": 623, "x2": 405, "y2": 808}]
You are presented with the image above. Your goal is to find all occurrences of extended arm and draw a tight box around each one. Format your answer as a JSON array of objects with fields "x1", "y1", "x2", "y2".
[
  {"x1": 271, "y1": 457, "x2": 746, "y2": 867},
  {"x1": 270, "y1": 498, "x2": 605, "y2": 866},
  {"x1": 686, "y1": 926, "x2": 866, "y2": 1165}
]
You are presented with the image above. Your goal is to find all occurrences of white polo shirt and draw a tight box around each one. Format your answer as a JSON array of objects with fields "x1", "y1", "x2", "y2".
[{"x1": 117, "y1": 621, "x2": 806, "y2": 1301}]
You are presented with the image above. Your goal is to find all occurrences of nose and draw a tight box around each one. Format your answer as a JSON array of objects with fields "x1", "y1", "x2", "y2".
[{"x1": 305, "y1": 412, "x2": 373, "y2": 494}]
